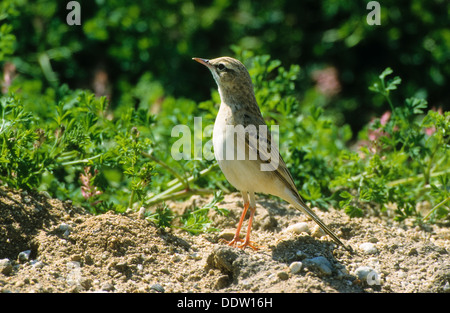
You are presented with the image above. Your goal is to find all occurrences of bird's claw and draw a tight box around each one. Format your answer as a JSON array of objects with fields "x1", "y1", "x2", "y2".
[{"x1": 224, "y1": 237, "x2": 259, "y2": 251}]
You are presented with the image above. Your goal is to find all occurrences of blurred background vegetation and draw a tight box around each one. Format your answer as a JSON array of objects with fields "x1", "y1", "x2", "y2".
[
  {"x1": 3, "y1": 0, "x2": 449, "y2": 130},
  {"x1": 1, "y1": 0, "x2": 449, "y2": 222}
]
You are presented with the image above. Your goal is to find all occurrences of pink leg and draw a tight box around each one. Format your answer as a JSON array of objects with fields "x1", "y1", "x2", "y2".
[
  {"x1": 226, "y1": 202, "x2": 249, "y2": 247},
  {"x1": 238, "y1": 206, "x2": 259, "y2": 250}
]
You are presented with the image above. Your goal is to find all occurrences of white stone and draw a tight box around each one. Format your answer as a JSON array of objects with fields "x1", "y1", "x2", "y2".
[
  {"x1": 359, "y1": 242, "x2": 378, "y2": 254},
  {"x1": 355, "y1": 266, "x2": 375, "y2": 280},
  {"x1": 287, "y1": 222, "x2": 310, "y2": 234},
  {"x1": 289, "y1": 261, "x2": 303, "y2": 274}
]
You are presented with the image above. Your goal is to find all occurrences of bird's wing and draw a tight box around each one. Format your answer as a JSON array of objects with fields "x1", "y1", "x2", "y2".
[
  {"x1": 245, "y1": 127, "x2": 352, "y2": 252},
  {"x1": 244, "y1": 125, "x2": 299, "y2": 197}
]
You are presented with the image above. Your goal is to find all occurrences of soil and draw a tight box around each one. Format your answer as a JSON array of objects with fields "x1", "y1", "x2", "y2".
[{"x1": 0, "y1": 186, "x2": 449, "y2": 293}]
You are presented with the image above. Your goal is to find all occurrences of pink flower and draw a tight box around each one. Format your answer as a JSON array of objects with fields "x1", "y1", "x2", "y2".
[
  {"x1": 424, "y1": 127, "x2": 436, "y2": 136},
  {"x1": 359, "y1": 111, "x2": 398, "y2": 156},
  {"x1": 424, "y1": 107, "x2": 443, "y2": 136},
  {"x1": 80, "y1": 167, "x2": 102, "y2": 201},
  {"x1": 312, "y1": 67, "x2": 341, "y2": 97},
  {"x1": 2, "y1": 62, "x2": 16, "y2": 94},
  {"x1": 368, "y1": 111, "x2": 391, "y2": 141},
  {"x1": 380, "y1": 111, "x2": 391, "y2": 125}
]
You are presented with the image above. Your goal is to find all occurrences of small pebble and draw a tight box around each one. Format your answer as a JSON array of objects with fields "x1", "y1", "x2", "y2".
[
  {"x1": 0, "y1": 259, "x2": 13, "y2": 275},
  {"x1": 396, "y1": 271, "x2": 407, "y2": 279},
  {"x1": 58, "y1": 223, "x2": 73, "y2": 236},
  {"x1": 359, "y1": 242, "x2": 378, "y2": 254},
  {"x1": 18, "y1": 250, "x2": 31, "y2": 263},
  {"x1": 287, "y1": 222, "x2": 310, "y2": 234},
  {"x1": 40, "y1": 190, "x2": 52, "y2": 199},
  {"x1": 80, "y1": 278, "x2": 93, "y2": 291},
  {"x1": 295, "y1": 250, "x2": 306, "y2": 259},
  {"x1": 277, "y1": 271, "x2": 289, "y2": 280},
  {"x1": 71, "y1": 255, "x2": 83, "y2": 263},
  {"x1": 354, "y1": 266, "x2": 375, "y2": 280},
  {"x1": 241, "y1": 279, "x2": 252, "y2": 289},
  {"x1": 305, "y1": 256, "x2": 333, "y2": 276},
  {"x1": 150, "y1": 283, "x2": 165, "y2": 293},
  {"x1": 31, "y1": 260, "x2": 45, "y2": 269},
  {"x1": 218, "y1": 229, "x2": 242, "y2": 241},
  {"x1": 408, "y1": 247, "x2": 418, "y2": 256},
  {"x1": 138, "y1": 206, "x2": 146, "y2": 219},
  {"x1": 354, "y1": 266, "x2": 381, "y2": 285},
  {"x1": 101, "y1": 282, "x2": 115, "y2": 291},
  {"x1": 442, "y1": 282, "x2": 450, "y2": 293},
  {"x1": 189, "y1": 252, "x2": 202, "y2": 260},
  {"x1": 311, "y1": 225, "x2": 326, "y2": 238},
  {"x1": 214, "y1": 275, "x2": 229, "y2": 289},
  {"x1": 289, "y1": 261, "x2": 303, "y2": 274}
]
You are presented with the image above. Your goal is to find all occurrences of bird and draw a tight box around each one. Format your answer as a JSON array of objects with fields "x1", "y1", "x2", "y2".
[{"x1": 193, "y1": 56, "x2": 351, "y2": 252}]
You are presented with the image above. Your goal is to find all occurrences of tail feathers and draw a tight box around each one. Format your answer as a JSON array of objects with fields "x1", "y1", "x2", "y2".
[{"x1": 292, "y1": 198, "x2": 353, "y2": 253}]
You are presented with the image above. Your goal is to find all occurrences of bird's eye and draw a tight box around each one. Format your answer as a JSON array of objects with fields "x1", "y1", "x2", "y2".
[{"x1": 217, "y1": 63, "x2": 226, "y2": 71}]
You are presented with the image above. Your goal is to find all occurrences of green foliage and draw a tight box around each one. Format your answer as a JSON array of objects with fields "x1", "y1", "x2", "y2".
[
  {"x1": 3, "y1": 0, "x2": 448, "y2": 129},
  {"x1": 145, "y1": 191, "x2": 228, "y2": 234},
  {"x1": 145, "y1": 203, "x2": 175, "y2": 228},
  {"x1": 329, "y1": 68, "x2": 449, "y2": 221},
  {"x1": 0, "y1": 0, "x2": 448, "y2": 233},
  {"x1": 180, "y1": 191, "x2": 229, "y2": 235},
  {"x1": 0, "y1": 1, "x2": 18, "y2": 61},
  {"x1": 110, "y1": 125, "x2": 154, "y2": 208},
  {"x1": 0, "y1": 83, "x2": 158, "y2": 213}
]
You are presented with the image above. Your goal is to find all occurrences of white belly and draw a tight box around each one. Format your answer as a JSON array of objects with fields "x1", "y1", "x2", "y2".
[{"x1": 213, "y1": 106, "x2": 281, "y2": 195}]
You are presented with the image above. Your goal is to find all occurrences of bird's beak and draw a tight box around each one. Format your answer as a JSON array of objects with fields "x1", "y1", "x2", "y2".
[{"x1": 192, "y1": 57, "x2": 212, "y2": 68}]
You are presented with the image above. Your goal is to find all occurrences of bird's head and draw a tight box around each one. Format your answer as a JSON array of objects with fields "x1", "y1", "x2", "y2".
[{"x1": 193, "y1": 56, "x2": 254, "y2": 95}]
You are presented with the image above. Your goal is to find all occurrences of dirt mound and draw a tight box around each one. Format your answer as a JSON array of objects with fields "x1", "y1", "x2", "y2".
[{"x1": 0, "y1": 187, "x2": 449, "y2": 293}]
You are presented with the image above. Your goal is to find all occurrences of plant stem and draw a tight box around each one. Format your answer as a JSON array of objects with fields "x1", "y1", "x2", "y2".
[
  {"x1": 147, "y1": 188, "x2": 215, "y2": 205},
  {"x1": 424, "y1": 141, "x2": 440, "y2": 185},
  {"x1": 142, "y1": 151, "x2": 189, "y2": 189},
  {"x1": 387, "y1": 169, "x2": 450, "y2": 187},
  {"x1": 385, "y1": 95, "x2": 395, "y2": 113},
  {"x1": 146, "y1": 164, "x2": 217, "y2": 205},
  {"x1": 60, "y1": 153, "x2": 103, "y2": 166},
  {"x1": 380, "y1": 76, "x2": 395, "y2": 112},
  {"x1": 423, "y1": 196, "x2": 450, "y2": 221},
  {"x1": 128, "y1": 189, "x2": 136, "y2": 209}
]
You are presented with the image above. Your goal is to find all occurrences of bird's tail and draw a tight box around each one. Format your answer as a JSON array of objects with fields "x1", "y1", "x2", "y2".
[{"x1": 291, "y1": 196, "x2": 353, "y2": 253}]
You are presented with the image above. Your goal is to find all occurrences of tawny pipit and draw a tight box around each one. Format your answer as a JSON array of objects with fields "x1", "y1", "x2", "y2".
[{"x1": 193, "y1": 56, "x2": 351, "y2": 252}]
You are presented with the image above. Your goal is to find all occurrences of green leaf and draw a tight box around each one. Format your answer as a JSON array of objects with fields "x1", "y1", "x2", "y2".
[
  {"x1": 344, "y1": 205, "x2": 363, "y2": 218},
  {"x1": 379, "y1": 67, "x2": 393, "y2": 80},
  {"x1": 339, "y1": 191, "x2": 354, "y2": 199},
  {"x1": 386, "y1": 76, "x2": 402, "y2": 91},
  {"x1": 405, "y1": 97, "x2": 428, "y2": 114},
  {"x1": 146, "y1": 204, "x2": 174, "y2": 228}
]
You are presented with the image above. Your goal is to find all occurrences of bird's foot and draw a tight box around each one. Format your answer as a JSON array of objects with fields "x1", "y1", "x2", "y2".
[
  {"x1": 223, "y1": 236, "x2": 244, "y2": 247},
  {"x1": 237, "y1": 240, "x2": 259, "y2": 251},
  {"x1": 224, "y1": 237, "x2": 259, "y2": 251}
]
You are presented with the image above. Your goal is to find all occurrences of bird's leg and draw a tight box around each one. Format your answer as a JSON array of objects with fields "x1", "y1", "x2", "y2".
[
  {"x1": 238, "y1": 206, "x2": 259, "y2": 251},
  {"x1": 225, "y1": 201, "x2": 249, "y2": 247}
]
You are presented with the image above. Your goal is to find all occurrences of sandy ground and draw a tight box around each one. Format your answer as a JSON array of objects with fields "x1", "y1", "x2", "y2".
[{"x1": 0, "y1": 186, "x2": 449, "y2": 293}]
